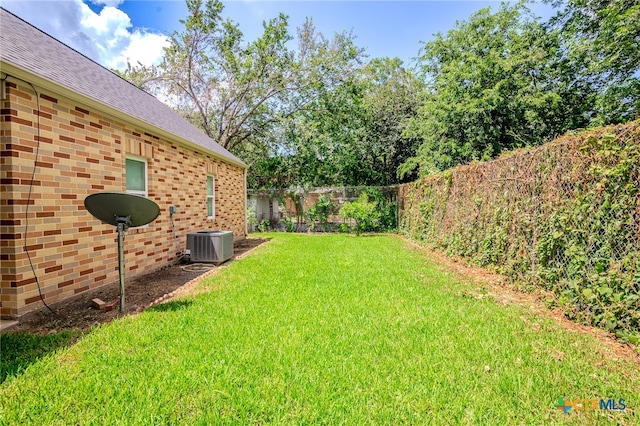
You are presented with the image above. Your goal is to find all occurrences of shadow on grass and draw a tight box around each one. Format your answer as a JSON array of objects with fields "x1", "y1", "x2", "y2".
[
  {"x1": 0, "y1": 330, "x2": 82, "y2": 384},
  {"x1": 146, "y1": 300, "x2": 193, "y2": 313}
]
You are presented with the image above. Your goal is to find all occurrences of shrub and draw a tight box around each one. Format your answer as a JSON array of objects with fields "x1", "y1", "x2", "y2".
[
  {"x1": 338, "y1": 223, "x2": 350, "y2": 233},
  {"x1": 340, "y1": 193, "x2": 381, "y2": 235},
  {"x1": 247, "y1": 205, "x2": 257, "y2": 230},
  {"x1": 257, "y1": 220, "x2": 270, "y2": 232},
  {"x1": 363, "y1": 187, "x2": 397, "y2": 231},
  {"x1": 306, "y1": 195, "x2": 336, "y2": 232},
  {"x1": 281, "y1": 217, "x2": 296, "y2": 233}
]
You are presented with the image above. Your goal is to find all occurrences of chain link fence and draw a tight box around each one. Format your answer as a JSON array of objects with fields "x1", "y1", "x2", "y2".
[{"x1": 399, "y1": 121, "x2": 640, "y2": 340}]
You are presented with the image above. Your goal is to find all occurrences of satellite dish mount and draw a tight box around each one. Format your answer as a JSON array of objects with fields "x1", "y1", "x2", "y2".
[
  {"x1": 84, "y1": 193, "x2": 160, "y2": 312},
  {"x1": 114, "y1": 215, "x2": 130, "y2": 312}
]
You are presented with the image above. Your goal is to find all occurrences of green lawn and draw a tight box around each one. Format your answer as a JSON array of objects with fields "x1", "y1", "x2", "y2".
[{"x1": 1, "y1": 234, "x2": 638, "y2": 425}]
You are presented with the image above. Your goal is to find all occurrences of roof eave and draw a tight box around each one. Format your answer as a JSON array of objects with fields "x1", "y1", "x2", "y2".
[{"x1": 1, "y1": 61, "x2": 248, "y2": 169}]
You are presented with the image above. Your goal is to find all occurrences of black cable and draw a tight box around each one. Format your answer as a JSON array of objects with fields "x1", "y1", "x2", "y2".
[{"x1": 4, "y1": 74, "x2": 55, "y2": 314}]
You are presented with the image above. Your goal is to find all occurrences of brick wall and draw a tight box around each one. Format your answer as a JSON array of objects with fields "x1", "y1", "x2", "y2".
[{"x1": 0, "y1": 80, "x2": 246, "y2": 318}]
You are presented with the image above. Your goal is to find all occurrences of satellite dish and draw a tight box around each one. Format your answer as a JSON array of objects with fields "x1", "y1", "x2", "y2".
[
  {"x1": 84, "y1": 192, "x2": 160, "y2": 312},
  {"x1": 84, "y1": 192, "x2": 160, "y2": 228}
]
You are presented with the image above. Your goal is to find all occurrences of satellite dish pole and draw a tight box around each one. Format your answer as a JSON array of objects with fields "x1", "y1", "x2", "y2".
[
  {"x1": 84, "y1": 193, "x2": 160, "y2": 313},
  {"x1": 116, "y1": 215, "x2": 130, "y2": 312}
]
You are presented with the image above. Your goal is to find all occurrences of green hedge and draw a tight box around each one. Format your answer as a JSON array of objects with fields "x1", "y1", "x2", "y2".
[{"x1": 399, "y1": 121, "x2": 640, "y2": 342}]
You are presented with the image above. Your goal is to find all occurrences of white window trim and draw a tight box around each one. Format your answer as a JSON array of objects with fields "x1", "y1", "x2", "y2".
[
  {"x1": 207, "y1": 174, "x2": 215, "y2": 220},
  {"x1": 126, "y1": 155, "x2": 149, "y2": 229},
  {"x1": 125, "y1": 155, "x2": 148, "y2": 197}
]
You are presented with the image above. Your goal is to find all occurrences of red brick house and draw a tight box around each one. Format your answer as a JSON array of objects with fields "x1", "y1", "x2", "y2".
[{"x1": 0, "y1": 8, "x2": 248, "y2": 318}]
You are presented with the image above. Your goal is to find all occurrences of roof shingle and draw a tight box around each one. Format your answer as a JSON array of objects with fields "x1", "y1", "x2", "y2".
[{"x1": 0, "y1": 7, "x2": 245, "y2": 167}]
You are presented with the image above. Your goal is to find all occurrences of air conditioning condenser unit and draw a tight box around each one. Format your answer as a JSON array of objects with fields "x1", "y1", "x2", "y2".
[{"x1": 186, "y1": 230, "x2": 233, "y2": 263}]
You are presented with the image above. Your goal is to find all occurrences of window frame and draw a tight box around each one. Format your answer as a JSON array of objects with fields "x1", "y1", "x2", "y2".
[
  {"x1": 125, "y1": 155, "x2": 148, "y2": 197},
  {"x1": 206, "y1": 174, "x2": 215, "y2": 219}
]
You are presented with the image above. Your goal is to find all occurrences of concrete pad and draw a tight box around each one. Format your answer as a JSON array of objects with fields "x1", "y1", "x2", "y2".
[{"x1": 0, "y1": 319, "x2": 19, "y2": 332}]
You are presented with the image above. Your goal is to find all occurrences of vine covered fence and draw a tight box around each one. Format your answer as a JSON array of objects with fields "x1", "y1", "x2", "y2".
[{"x1": 399, "y1": 121, "x2": 640, "y2": 341}]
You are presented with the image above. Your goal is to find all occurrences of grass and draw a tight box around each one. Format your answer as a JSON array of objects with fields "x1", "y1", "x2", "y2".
[
  {"x1": 1, "y1": 234, "x2": 638, "y2": 425},
  {"x1": 0, "y1": 330, "x2": 81, "y2": 383}
]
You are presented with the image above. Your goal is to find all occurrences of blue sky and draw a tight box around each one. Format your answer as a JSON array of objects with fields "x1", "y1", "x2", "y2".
[{"x1": 3, "y1": 0, "x2": 558, "y2": 70}]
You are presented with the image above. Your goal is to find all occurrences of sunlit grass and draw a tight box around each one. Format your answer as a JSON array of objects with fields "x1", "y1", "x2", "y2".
[{"x1": 1, "y1": 234, "x2": 638, "y2": 424}]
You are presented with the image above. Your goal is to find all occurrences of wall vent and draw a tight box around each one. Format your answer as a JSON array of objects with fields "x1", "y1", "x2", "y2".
[{"x1": 186, "y1": 231, "x2": 233, "y2": 263}]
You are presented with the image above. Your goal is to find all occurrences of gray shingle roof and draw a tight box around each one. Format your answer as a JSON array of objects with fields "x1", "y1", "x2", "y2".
[{"x1": 0, "y1": 8, "x2": 246, "y2": 167}]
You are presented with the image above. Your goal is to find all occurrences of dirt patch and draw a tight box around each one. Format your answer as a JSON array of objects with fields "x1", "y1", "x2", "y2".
[
  {"x1": 7, "y1": 237, "x2": 268, "y2": 335},
  {"x1": 398, "y1": 235, "x2": 640, "y2": 364}
]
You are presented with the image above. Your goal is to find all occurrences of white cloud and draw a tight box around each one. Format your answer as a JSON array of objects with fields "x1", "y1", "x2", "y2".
[
  {"x1": 2, "y1": 0, "x2": 168, "y2": 71},
  {"x1": 80, "y1": 2, "x2": 131, "y2": 35},
  {"x1": 108, "y1": 30, "x2": 169, "y2": 70},
  {"x1": 90, "y1": 0, "x2": 125, "y2": 6}
]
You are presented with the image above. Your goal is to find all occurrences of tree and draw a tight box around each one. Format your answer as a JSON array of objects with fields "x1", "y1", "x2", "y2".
[
  {"x1": 282, "y1": 77, "x2": 366, "y2": 187},
  {"x1": 546, "y1": 0, "x2": 640, "y2": 124},
  {"x1": 119, "y1": 0, "x2": 364, "y2": 155},
  {"x1": 277, "y1": 58, "x2": 423, "y2": 187},
  {"x1": 357, "y1": 58, "x2": 424, "y2": 184},
  {"x1": 403, "y1": 2, "x2": 590, "y2": 175}
]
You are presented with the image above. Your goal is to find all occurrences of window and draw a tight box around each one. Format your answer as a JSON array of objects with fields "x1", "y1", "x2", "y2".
[
  {"x1": 126, "y1": 156, "x2": 147, "y2": 197},
  {"x1": 206, "y1": 175, "x2": 215, "y2": 218}
]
